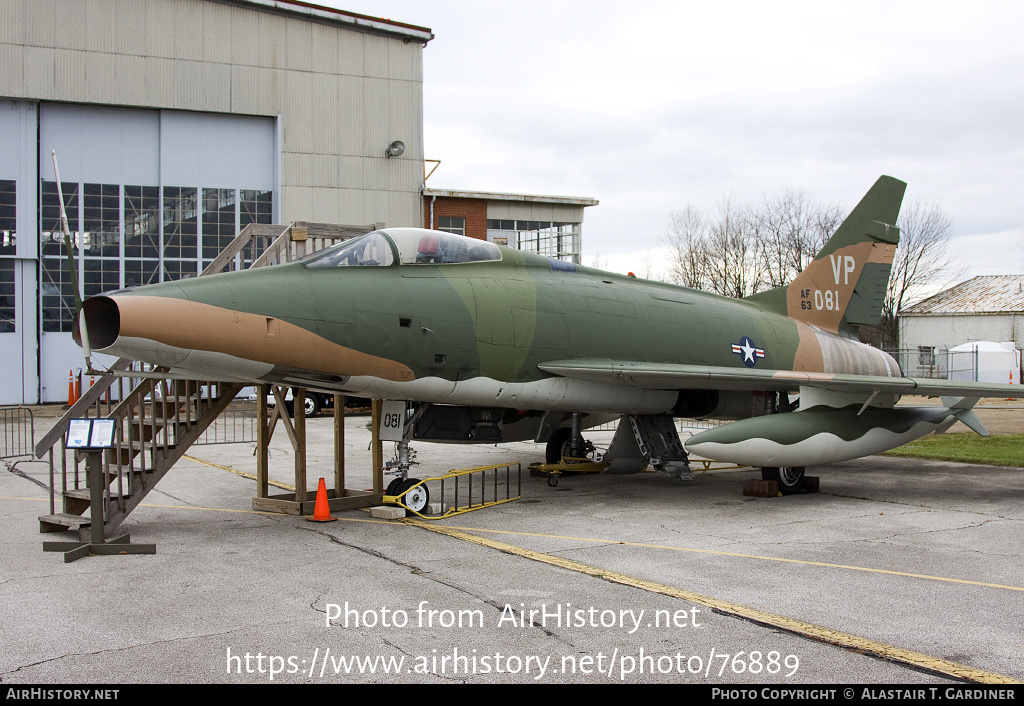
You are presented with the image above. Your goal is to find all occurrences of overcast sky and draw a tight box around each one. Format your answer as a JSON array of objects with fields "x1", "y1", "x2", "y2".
[{"x1": 333, "y1": 0, "x2": 1024, "y2": 282}]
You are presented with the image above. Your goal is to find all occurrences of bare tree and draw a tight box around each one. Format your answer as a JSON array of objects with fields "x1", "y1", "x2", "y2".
[
  {"x1": 748, "y1": 191, "x2": 843, "y2": 289},
  {"x1": 635, "y1": 253, "x2": 664, "y2": 281},
  {"x1": 665, "y1": 191, "x2": 842, "y2": 298},
  {"x1": 878, "y1": 200, "x2": 965, "y2": 350},
  {"x1": 664, "y1": 190, "x2": 960, "y2": 350},
  {"x1": 665, "y1": 205, "x2": 711, "y2": 291},
  {"x1": 706, "y1": 196, "x2": 761, "y2": 298}
]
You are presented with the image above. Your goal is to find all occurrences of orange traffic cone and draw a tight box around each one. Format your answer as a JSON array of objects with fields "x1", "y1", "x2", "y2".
[
  {"x1": 67, "y1": 370, "x2": 76, "y2": 406},
  {"x1": 307, "y1": 477, "x2": 336, "y2": 522}
]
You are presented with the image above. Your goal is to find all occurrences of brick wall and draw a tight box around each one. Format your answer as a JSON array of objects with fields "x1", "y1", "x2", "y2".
[{"x1": 423, "y1": 196, "x2": 489, "y2": 240}]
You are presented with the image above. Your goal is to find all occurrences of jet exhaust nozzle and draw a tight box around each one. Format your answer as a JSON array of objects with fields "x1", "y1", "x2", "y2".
[{"x1": 74, "y1": 296, "x2": 121, "y2": 350}]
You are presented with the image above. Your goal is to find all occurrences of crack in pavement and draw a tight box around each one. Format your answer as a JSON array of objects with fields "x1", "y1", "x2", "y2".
[{"x1": 306, "y1": 525, "x2": 589, "y2": 647}]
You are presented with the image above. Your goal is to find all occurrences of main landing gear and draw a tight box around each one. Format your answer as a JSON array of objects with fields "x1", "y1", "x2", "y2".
[
  {"x1": 539, "y1": 414, "x2": 601, "y2": 487},
  {"x1": 760, "y1": 466, "x2": 806, "y2": 495}
]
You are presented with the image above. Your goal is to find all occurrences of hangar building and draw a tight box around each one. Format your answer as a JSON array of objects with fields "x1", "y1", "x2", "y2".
[
  {"x1": 898, "y1": 275, "x2": 1024, "y2": 379},
  {"x1": 0, "y1": 0, "x2": 433, "y2": 404}
]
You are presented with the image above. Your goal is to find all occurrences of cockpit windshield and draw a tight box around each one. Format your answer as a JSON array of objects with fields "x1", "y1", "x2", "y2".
[
  {"x1": 387, "y1": 228, "x2": 502, "y2": 264},
  {"x1": 305, "y1": 231, "x2": 394, "y2": 268},
  {"x1": 304, "y1": 228, "x2": 502, "y2": 268}
]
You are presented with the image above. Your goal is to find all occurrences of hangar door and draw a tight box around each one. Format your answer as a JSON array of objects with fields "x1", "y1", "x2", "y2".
[
  {"x1": 36, "y1": 104, "x2": 276, "y2": 403},
  {"x1": 0, "y1": 101, "x2": 37, "y2": 405}
]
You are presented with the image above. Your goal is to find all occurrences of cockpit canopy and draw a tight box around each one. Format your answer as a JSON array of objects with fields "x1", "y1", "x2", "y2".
[{"x1": 305, "y1": 228, "x2": 503, "y2": 268}]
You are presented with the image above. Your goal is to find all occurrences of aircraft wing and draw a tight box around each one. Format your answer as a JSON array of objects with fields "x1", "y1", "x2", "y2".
[{"x1": 537, "y1": 359, "x2": 1022, "y2": 398}]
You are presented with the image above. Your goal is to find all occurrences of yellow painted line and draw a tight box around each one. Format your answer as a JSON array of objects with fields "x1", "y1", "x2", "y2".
[
  {"x1": 181, "y1": 454, "x2": 294, "y2": 491},
  {"x1": 8, "y1": 482, "x2": 1018, "y2": 682},
  {"x1": 38, "y1": 450, "x2": 1024, "y2": 594},
  {"x1": 405, "y1": 519, "x2": 1021, "y2": 685},
  {"x1": 18, "y1": 454, "x2": 1024, "y2": 593},
  {"x1": 403, "y1": 522, "x2": 1024, "y2": 594}
]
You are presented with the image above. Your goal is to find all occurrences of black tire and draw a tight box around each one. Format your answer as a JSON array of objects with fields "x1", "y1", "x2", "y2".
[
  {"x1": 400, "y1": 478, "x2": 429, "y2": 513},
  {"x1": 385, "y1": 478, "x2": 404, "y2": 497},
  {"x1": 302, "y1": 393, "x2": 321, "y2": 418},
  {"x1": 761, "y1": 466, "x2": 805, "y2": 495},
  {"x1": 546, "y1": 428, "x2": 572, "y2": 464}
]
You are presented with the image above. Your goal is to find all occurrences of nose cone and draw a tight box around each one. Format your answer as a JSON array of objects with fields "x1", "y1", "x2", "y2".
[{"x1": 73, "y1": 273, "x2": 416, "y2": 384}]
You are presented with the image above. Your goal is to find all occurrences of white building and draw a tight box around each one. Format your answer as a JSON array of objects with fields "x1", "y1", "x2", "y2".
[
  {"x1": 898, "y1": 275, "x2": 1024, "y2": 379},
  {"x1": 0, "y1": 0, "x2": 432, "y2": 403}
]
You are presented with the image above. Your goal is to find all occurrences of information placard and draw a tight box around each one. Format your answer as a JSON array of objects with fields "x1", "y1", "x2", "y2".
[{"x1": 66, "y1": 419, "x2": 116, "y2": 449}]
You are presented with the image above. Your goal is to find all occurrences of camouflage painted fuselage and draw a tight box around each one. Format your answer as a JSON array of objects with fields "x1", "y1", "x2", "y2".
[
  {"x1": 85, "y1": 233, "x2": 895, "y2": 417},
  {"x1": 80, "y1": 176, "x2": 1022, "y2": 466}
]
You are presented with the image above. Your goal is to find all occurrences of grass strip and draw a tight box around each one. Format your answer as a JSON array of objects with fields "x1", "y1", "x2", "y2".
[{"x1": 882, "y1": 433, "x2": 1024, "y2": 467}]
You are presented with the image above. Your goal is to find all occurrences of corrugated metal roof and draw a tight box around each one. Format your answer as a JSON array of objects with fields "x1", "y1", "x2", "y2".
[
  {"x1": 422, "y1": 188, "x2": 599, "y2": 207},
  {"x1": 231, "y1": 0, "x2": 434, "y2": 43},
  {"x1": 902, "y1": 275, "x2": 1024, "y2": 315}
]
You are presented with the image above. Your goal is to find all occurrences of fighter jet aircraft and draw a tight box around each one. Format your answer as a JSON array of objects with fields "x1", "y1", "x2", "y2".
[{"x1": 77, "y1": 176, "x2": 1019, "y2": 493}]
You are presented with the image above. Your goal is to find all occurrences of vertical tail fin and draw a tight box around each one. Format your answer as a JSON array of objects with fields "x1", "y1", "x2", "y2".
[{"x1": 745, "y1": 175, "x2": 906, "y2": 334}]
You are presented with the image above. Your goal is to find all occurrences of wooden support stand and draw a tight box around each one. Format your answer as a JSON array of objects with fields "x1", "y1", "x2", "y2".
[
  {"x1": 742, "y1": 476, "x2": 819, "y2": 497},
  {"x1": 42, "y1": 451, "x2": 156, "y2": 562},
  {"x1": 252, "y1": 387, "x2": 383, "y2": 514}
]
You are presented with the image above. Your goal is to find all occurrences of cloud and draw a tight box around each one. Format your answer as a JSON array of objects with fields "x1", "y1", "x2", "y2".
[{"x1": 335, "y1": 0, "x2": 1024, "y2": 276}]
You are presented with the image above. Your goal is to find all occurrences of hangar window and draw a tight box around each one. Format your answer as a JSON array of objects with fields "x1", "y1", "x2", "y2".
[
  {"x1": 0, "y1": 259, "x2": 14, "y2": 333},
  {"x1": 124, "y1": 185, "x2": 160, "y2": 288},
  {"x1": 0, "y1": 180, "x2": 14, "y2": 256},
  {"x1": 163, "y1": 186, "x2": 198, "y2": 274},
  {"x1": 81, "y1": 183, "x2": 121, "y2": 298},
  {"x1": 487, "y1": 219, "x2": 580, "y2": 264},
  {"x1": 0, "y1": 180, "x2": 15, "y2": 332},
  {"x1": 202, "y1": 187, "x2": 237, "y2": 268},
  {"x1": 40, "y1": 181, "x2": 80, "y2": 332}
]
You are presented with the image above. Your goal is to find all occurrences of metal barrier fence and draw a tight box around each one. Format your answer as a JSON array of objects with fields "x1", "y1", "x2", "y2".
[
  {"x1": 389, "y1": 463, "x2": 522, "y2": 519},
  {"x1": 195, "y1": 399, "x2": 258, "y2": 445},
  {"x1": 590, "y1": 417, "x2": 724, "y2": 435},
  {"x1": 1, "y1": 407, "x2": 34, "y2": 461}
]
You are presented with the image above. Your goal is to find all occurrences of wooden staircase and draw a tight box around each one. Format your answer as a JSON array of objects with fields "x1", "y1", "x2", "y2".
[
  {"x1": 38, "y1": 374, "x2": 244, "y2": 538},
  {"x1": 35, "y1": 220, "x2": 380, "y2": 543}
]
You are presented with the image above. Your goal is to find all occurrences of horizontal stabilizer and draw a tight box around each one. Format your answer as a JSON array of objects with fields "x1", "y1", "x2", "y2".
[{"x1": 940, "y1": 396, "x2": 989, "y2": 436}]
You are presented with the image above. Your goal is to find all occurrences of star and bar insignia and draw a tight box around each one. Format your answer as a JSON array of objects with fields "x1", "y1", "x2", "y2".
[{"x1": 731, "y1": 336, "x2": 766, "y2": 367}]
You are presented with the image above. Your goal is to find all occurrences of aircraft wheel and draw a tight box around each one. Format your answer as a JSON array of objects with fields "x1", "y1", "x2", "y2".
[
  {"x1": 761, "y1": 466, "x2": 805, "y2": 495},
  {"x1": 545, "y1": 428, "x2": 595, "y2": 464},
  {"x1": 302, "y1": 393, "x2": 321, "y2": 418},
  {"x1": 385, "y1": 477, "x2": 404, "y2": 498},
  {"x1": 546, "y1": 428, "x2": 571, "y2": 463},
  {"x1": 400, "y1": 479, "x2": 429, "y2": 513}
]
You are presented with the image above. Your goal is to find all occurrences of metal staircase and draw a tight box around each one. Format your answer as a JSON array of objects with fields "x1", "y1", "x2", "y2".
[{"x1": 36, "y1": 221, "x2": 380, "y2": 542}]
